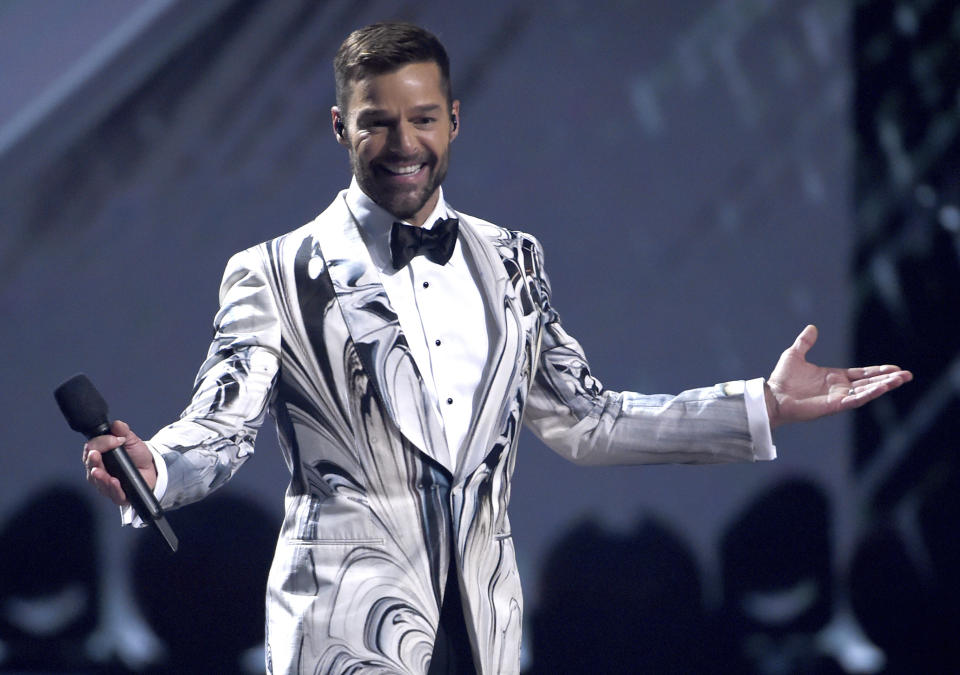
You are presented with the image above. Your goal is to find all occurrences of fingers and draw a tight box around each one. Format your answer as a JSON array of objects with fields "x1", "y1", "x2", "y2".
[
  {"x1": 85, "y1": 450, "x2": 130, "y2": 505},
  {"x1": 83, "y1": 430, "x2": 130, "y2": 506},
  {"x1": 791, "y1": 324, "x2": 818, "y2": 358},
  {"x1": 847, "y1": 364, "x2": 913, "y2": 381},
  {"x1": 83, "y1": 430, "x2": 126, "y2": 458},
  {"x1": 842, "y1": 370, "x2": 912, "y2": 407},
  {"x1": 111, "y1": 419, "x2": 128, "y2": 435},
  {"x1": 849, "y1": 369, "x2": 913, "y2": 389},
  {"x1": 85, "y1": 450, "x2": 128, "y2": 505},
  {"x1": 83, "y1": 420, "x2": 139, "y2": 461}
]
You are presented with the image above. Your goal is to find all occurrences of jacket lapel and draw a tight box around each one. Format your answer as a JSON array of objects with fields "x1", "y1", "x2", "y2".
[
  {"x1": 308, "y1": 193, "x2": 454, "y2": 471},
  {"x1": 454, "y1": 216, "x2": 528, "y2": 477}
]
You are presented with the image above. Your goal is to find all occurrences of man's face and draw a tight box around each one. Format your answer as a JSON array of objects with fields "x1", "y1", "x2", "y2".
[{"x1": 332, "y1": 61, "x2": 459, "y2": 226}]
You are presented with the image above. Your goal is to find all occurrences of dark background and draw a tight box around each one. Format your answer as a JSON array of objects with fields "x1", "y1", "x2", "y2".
[{"x1": 0, "y1": 0, "x2": 956, "y2": 672}]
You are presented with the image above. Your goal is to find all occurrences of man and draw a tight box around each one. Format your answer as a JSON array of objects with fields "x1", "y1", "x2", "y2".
[{"x1": 82, "y1": 22, "x2": 911, "y2": 675}]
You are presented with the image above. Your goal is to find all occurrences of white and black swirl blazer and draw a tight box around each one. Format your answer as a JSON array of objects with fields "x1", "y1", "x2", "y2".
[{"x1": 148, "y1": 189, "x2": 765, "y2": 674}]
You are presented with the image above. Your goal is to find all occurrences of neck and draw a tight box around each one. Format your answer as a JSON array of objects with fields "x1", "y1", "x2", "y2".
[{"x1": 403, "y1": 191, "x2": 440, "y2": 227}]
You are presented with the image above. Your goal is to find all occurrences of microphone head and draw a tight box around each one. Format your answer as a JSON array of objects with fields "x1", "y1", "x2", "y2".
[{"x1": 54, "y1": 373, "x2": 110, "y2": 438}]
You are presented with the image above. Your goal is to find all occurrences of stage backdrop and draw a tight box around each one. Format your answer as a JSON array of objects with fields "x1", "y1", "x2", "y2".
[{"x1": 3, "y1": 0, "x2": 950, "y2": 672}]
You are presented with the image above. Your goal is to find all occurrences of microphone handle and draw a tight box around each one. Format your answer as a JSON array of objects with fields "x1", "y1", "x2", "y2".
[
  {"x1": 90, "y1": 425, "x2": 178, "y2": 552},
  {"x1": 100, "y1": 443, "x2": 164, "y2": 522}
]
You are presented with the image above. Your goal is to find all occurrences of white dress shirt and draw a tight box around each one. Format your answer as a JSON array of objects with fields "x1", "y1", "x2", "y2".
[{"x1": 345, "y1": 179, "x2": 489, "y2": 464}]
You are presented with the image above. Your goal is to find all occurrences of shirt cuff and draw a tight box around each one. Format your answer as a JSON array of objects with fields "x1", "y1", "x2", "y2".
[
  {"x1": 744, "y1": 377, "x2": 777, "y2": 460},
  {"x1": 119, "y1": 441, "x2": 169, "y2": 527}
]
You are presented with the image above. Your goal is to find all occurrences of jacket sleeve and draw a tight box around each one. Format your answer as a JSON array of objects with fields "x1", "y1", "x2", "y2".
[
  {"x1": 522, "y1": 235, "x2": 768, "y2": 466},
  {"x1": 149, "y1": 246, "x2": 281, "y2": 511}
]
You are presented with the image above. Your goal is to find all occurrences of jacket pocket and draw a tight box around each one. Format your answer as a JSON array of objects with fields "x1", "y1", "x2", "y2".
[
  {"x1": 284, "y1": 537, "x2": 384, "y2": 546},
  {"x1": 275, "y1": 537, "x2": 386, "y2": 596}
]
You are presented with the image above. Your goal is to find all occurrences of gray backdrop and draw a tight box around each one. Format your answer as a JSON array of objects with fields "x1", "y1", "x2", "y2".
[{"x1": 1, "y1": 0, "x2": 878, "y2": 669}]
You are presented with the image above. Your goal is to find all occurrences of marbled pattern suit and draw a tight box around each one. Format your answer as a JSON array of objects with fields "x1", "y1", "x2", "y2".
[{"x1": 147, "y1": 190, "x2": 767, "y2": 674}]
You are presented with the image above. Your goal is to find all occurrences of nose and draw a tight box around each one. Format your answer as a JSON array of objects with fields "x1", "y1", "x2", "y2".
[{"x1": 388, "y1": 120, "x2": 418, "y2": 156}]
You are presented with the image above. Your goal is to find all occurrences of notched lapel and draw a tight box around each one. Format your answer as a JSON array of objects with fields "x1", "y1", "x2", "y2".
[{"x1": 309, "y1": 195, "x2": 453, "y2": 471}]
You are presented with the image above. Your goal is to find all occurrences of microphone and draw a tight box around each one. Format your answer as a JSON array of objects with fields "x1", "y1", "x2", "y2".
[{"x1": 54, "y1": 374, "x2": 178, "y2": 552}]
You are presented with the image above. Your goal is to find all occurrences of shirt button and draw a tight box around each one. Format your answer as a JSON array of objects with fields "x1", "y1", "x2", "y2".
[
  {"x1": 422, "y1": 281, "x2": 430, "y2": 288},
  {"x1": 435, "y1": 339, "x2": 442, "y2": 346},
  {"x1": 446, "y1": 397, "x2": 453, "y2": 405}
]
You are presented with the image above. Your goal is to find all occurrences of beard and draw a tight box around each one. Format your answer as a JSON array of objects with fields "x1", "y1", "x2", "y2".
[{"x1": 350, "y1": 147, "x2": 450, "y2": 221}]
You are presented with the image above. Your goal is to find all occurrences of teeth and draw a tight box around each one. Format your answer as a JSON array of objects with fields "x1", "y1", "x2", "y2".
[{"x1": 383, "y1": 164, "x2": 422, "y2": 175}]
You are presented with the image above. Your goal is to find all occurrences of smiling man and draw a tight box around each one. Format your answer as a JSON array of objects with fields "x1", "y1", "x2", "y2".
[
  {"x1": 82, "y1": 21, "x2": 912, "y2": 675},
  {"x1": 335, "y1": 56, "x2": 458, "y2": 226}
]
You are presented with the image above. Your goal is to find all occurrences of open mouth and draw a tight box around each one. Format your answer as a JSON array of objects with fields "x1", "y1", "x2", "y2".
[{"x1": 379, "y1": 162, "x2": 426, "y2": 178}]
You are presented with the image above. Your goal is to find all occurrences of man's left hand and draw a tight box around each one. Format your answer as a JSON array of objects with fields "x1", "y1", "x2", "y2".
[{"x1": 764, "y1": 325, "x2": 912, "y2": 429}]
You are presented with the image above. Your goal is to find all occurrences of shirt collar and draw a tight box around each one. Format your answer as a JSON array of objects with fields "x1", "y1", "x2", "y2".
[{"x1": 344, "y1": 177, "x2": 452, "y2": 271}]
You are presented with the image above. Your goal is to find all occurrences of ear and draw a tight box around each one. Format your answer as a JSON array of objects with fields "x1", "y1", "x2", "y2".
[
  {"x1": 331, "y1": 106, "x2": 349, "y2": 146},
  {"x1": 449, "y1": 100, "x2": 460, "y2": 141}
]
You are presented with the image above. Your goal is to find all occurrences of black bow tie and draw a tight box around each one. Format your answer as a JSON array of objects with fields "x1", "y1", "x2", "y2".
[{"x1": 390, "y1": 217, "x2": 459, "y2": 269}]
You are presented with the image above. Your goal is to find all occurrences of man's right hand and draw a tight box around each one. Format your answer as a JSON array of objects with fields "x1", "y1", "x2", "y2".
[{"x1": 83, "y1": 420, "x2": 157, "y2": 506}]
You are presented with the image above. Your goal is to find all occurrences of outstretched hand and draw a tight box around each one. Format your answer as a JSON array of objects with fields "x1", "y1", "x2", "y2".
[{"x1": 765, "y1": 325, "x2": 912, "y2": 429}]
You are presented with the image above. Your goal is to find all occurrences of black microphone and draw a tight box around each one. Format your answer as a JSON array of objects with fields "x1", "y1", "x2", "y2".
[{"x1": 54, "y1": 374, "x2": 178, "y2": 552}]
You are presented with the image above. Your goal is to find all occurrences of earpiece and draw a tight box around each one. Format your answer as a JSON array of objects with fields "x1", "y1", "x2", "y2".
[
  {"x1": 451, "y1": 113, "x2": 458, "y2": 131},
  {"x1": 335, "y1": 116, "x2": 345, "y2": 137}
]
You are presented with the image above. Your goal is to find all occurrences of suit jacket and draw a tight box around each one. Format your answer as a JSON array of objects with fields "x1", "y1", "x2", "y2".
[{"x1": 149, "y1": 190, "x2": 765, "y2": 674}]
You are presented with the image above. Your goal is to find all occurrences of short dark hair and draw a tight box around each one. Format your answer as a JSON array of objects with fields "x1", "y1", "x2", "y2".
[{"x1": 334, "y1": 22, "x2": 452, "y2": 113}]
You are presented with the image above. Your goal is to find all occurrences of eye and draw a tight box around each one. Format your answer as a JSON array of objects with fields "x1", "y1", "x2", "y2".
[
  {"x1": 414, "y1": 116, "x2": 437, "y2": 126},
  {"x1": 357, "y1": 118, "x2": 388, "y2": 132}
]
